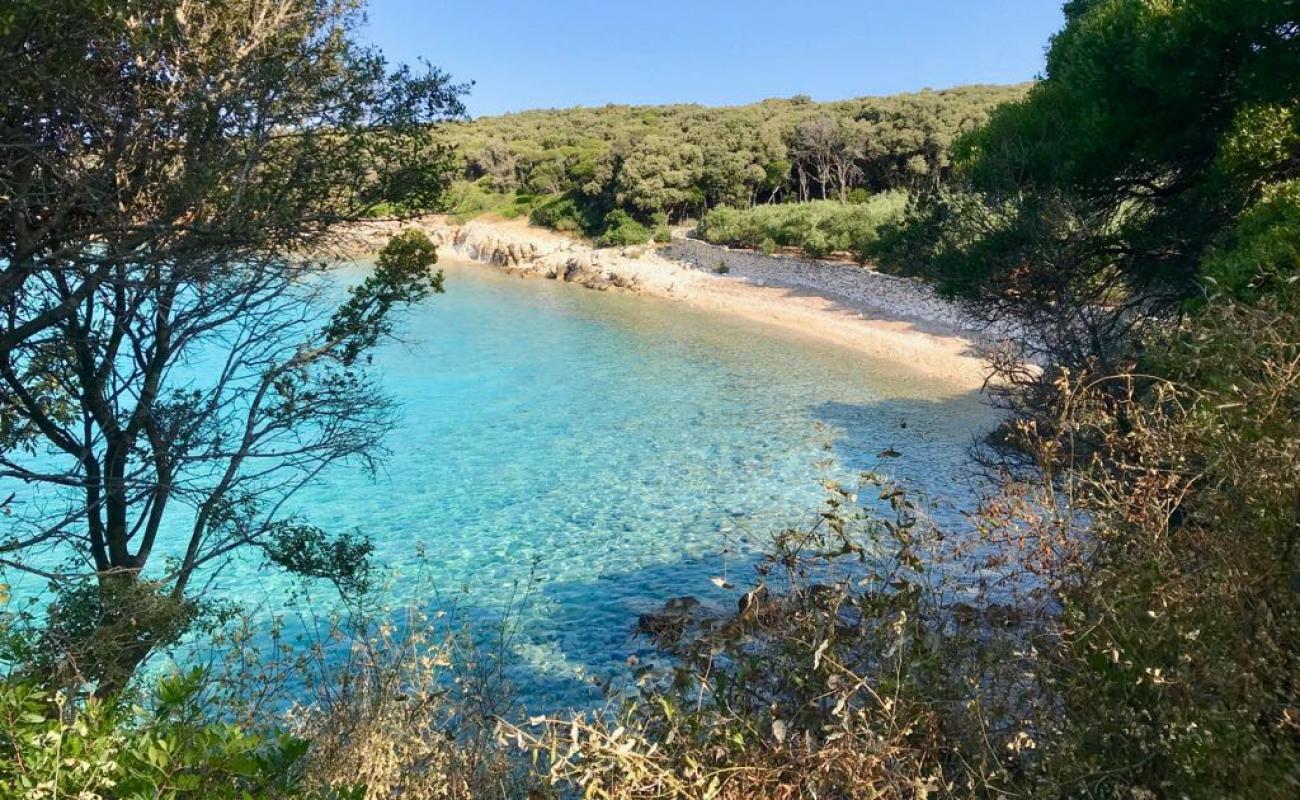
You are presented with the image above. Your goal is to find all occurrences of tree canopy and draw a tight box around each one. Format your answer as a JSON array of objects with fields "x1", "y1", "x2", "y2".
[
  {"x1": 434, "y1": 84, "x2": 1028, "y2": 235},
  {"x1": 0, "y1": 0, "x2": 464, "y2": 692},
  {"x1": 880, "y1": 0, "x2": 1300, "y2": 366}
]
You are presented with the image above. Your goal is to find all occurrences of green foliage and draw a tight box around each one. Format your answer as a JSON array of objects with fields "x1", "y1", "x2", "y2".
[
  {"x1": 33, "y1": 579, "x2": 197, "y2": 694},
  {"x1": 441, "y1": 180, "x2": 549, "y2": 223},
  {"x1": 595, "y1": 209, "x2": 651, "y2": 247},
  {"x1": 0, "y1": 671, "x2": 326, "y2": 799},
  {"x1": 324, "y1": 228, "x2": 444, "y2": 366},
  {"x1": 259, "y1": 523, "x2": 375, "y2": 597},
  {"x1": 440, "y1": 84, "x2": 1026, "y2": 228},
  {"x1": 651, "y1": 211, "x2": 672, "y2": 243},
  {"x1": 1014, "y1": 294, "x2": 1300, "y2": 796},
  {"x1": 698, "y1": 194, "x2": 907, "y2": 262},
  {"x1": 881, "y1": 0, "x2": 1300, "y2": 365},
  {"x1": 527, "y1": 193, "x2": 605, "y2": 235},
  {"x1": 1202, "y1": 179, "x2": 1300, "y2": 304}
]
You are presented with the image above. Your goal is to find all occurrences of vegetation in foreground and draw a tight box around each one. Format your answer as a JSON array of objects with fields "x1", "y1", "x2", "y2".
[
  {"x1": 3, "y1": 0, "x2": 1300, "y2": 798},
  {"x1": 0, "y1": 0, "x2": 466, "y2": 696}
]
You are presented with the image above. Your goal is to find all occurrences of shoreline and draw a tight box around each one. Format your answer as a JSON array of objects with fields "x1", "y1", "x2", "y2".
[{"x1": 342, "y1": 215, "x2": 992, "y2": 389}]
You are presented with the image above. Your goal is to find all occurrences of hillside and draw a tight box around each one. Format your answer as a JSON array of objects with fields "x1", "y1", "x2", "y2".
[{"x1": 430, "y1": 84, "x2": 1030, "y2": 236}]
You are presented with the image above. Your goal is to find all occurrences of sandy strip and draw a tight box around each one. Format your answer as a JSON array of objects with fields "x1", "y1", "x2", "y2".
[{"x1": 341, "y1": 216, "x2": 992, "y2": 390}]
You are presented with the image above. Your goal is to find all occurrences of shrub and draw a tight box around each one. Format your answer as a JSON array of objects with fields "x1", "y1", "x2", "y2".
[
  {"x1": 441, "y1": 181, "x2": 552, "y2": 224},
  {"x1": 800, "y1": 229, "x2": 831, "y2": 259},
  {"x1": 651, "y1": 212, "x2": 672, "y2": 242},
  {"x1": 698, "y1": 194, "x2": 907, "y2": 262},
  {"x1": 596, "y1": 209, "x2": 651, "y2": 247},
  {"x1": 528, "y1": 193, "x2": 603, "y2": 235},
  {"x1": 0, "y1": 672, "x2": 326, "y2": 799},
  {"x1": 1201, "y1": 179, "x2": 1300, "y2": 304}
]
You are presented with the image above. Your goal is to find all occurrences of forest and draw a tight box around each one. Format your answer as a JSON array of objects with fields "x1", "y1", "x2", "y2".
[{"x1": 426, "y1": 83, "x2": 1027, "y2": 250}]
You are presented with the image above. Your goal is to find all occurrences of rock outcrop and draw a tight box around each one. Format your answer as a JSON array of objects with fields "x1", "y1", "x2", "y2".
[{"x1": 439, "y1": 220, "x2": 645, "y2": 293}]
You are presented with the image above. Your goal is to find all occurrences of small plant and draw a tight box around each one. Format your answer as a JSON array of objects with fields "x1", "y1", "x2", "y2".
[
  {"x1": 0, "y1": 672, "x2": 323, "y2": 799},
  {"x1": 529, "y1": 193, "x2": 604, "y2": 235},
  {"x1": 596, "y1": 209, "x2": 652, "y2": 247},
  {"x1": 800, "y1": 229, "x2": 831, "y2": 259},
  {"x1": 715, "y1": 260, "x2": 730, "y2": 274}
]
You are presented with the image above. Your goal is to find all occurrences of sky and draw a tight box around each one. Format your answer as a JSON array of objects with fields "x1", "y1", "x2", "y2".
[{"x1": 361, "y1": 1, "x2": 1065, "y2": 118}]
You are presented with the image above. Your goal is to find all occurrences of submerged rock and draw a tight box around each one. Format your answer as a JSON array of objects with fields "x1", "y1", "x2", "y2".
[{"x1": 636, "y1": 595, "x2": 700, "y2": 644}]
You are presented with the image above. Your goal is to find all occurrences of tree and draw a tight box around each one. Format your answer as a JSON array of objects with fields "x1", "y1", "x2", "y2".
[
  {"x1": 470, "y1": 139, "x2": 520, "y2": 192},
  {"x1": 883, "y1": 0, "x2": 1300, "y2": 368},
  {"x1": 788, "y1": 115, "x2": 862, "y2": 202},
  {"x1": 0, "y1": 0, "x2": 465, "y2": 693}
]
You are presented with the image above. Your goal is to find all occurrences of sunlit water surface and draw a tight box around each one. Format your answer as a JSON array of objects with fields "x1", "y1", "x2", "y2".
[{"x1": 7, "y1": 258, "x2": 997, "y2": 710}]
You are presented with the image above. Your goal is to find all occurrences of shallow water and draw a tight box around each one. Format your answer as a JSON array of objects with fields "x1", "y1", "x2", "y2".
[{"x1": 4, "y1": 258, "x2": 996, "y2": 709}]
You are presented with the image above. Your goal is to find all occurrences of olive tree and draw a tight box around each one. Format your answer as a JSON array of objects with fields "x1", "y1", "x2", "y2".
[{"x1": 0, "y1": 0, "x2": 465, "y2": 692}]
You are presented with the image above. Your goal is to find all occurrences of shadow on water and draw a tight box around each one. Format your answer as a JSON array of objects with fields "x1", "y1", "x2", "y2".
[
  {"x1": 399, "y1": 387, "x2": 1001, "y2": 714},
  {"x1": 173, "y1": 387, "x2": 1000, "y2": 716},
  {"x1": 810, "y1": 392, "x2": 997, "y2": 532},
  {"x1": 14, "y1": 264, "x2": 1003, "y2": 716}
]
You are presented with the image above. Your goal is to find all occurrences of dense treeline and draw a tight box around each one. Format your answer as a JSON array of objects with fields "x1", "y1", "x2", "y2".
[{"x1": 433, "y1": 84, "x2": 1027, "y2": 237}]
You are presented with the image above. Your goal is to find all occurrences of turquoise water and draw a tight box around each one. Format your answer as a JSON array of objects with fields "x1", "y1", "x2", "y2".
[{"x1": 4, "y1": 258, "x2": 995, "y2": 709}]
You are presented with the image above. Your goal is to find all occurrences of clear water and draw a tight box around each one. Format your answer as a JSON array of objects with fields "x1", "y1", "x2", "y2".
[{"x1": 4, "y1": 258, "x2": 996, "y2": 710}]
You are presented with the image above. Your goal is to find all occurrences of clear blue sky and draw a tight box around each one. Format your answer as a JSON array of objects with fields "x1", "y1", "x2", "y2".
[{"x1": 362, "y1": 1, "x2": 1065, "y2": 117}]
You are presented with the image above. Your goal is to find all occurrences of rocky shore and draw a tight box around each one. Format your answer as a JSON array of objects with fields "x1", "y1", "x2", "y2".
[{"x1": 343, "y1": 216, "x2": 993, "y2": 388}]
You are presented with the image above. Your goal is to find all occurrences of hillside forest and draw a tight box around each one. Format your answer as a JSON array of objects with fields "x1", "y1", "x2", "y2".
[{"x1": 422, "y1": 84, "x2": 1027, "y2": 251}]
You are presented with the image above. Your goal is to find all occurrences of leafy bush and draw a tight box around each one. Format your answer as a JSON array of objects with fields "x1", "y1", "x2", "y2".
[
  {"x1": 698, "y1": 194, "x2": 907, "y2": 262},
  {"x1": 528, "y1": 192, "x2": 603, "y2": 235},
  {"x1": 443, "y1": 180, "x2": 548, "y2": 223},
  {"x1": 1201, "y1": 179, "x2": 1300, "y2": 304},
  {"x1": 652, "y1": 211, "x2": 672, "y2": 243},
  {"x1": 800, "y1": 229, "x2": 831, "y2": 259},
  {"x1": 0, "y1": 672, "x2": 326, "y2": 799},
  {"x1": 596, "y1": 209, "x2": 651, "y2": 247}
]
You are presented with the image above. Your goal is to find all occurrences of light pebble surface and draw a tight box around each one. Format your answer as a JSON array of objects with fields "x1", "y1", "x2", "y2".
[{"x1": 342, "y1": 215, "x2": 994, "y2": 389}]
